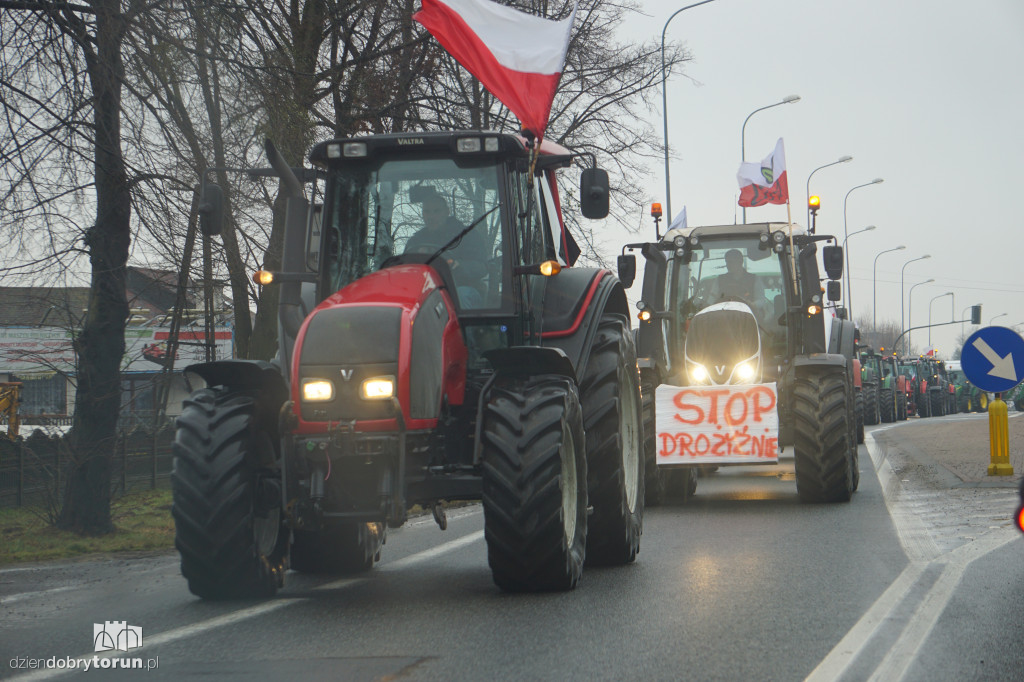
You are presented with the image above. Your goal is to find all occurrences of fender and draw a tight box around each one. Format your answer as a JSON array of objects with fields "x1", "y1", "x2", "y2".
[
  {"x1": 183, "y1": 359, "x2": 290, "y2": 439},
  {"x1": 794, "y1": 353, "x2": 849, "y2": 370},
  {"x1": 539, "y1": 268, "x2": 629, "y2": 380}
]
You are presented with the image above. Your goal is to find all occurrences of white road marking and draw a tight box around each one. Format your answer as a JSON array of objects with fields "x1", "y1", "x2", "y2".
[
  {"x1": 0, "y1": 585, "x2": 77, "y2": 605},
  {"x1": 8, "y1": 528, "x2": 485, "y2": 681},
  {"x1": 805, "y1": 432, "x2": 1019, "y2": 682}
]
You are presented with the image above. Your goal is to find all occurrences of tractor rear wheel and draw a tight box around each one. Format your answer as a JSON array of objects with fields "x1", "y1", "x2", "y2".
[
  {"x1": 481, "y1": 376, "x2": 588, "y2": 592},
  {"x1": 580, "y1": 317, "x2": 644, "y2": 566},
  {"x1": 793, "y1": 369, "x2": 854, "y2": 503},
  {"x1": 172, "y1": 388, "x2": 288, "y2": 599},
  {"x1": 641, "y1": 376, "x2": 666, "y2": 507},
  {"x1": 879, "y1": 388, "x2": 895, "y2": 423},
  {"x1": 929, "y1": 390, "x2": 945, "y2": 417},
  {"x1": 290, "y1": 522, "x2": 385, "y2": 574},
  {"x1": 863, "y1": 385, "x2": 880, "y2": 425}
]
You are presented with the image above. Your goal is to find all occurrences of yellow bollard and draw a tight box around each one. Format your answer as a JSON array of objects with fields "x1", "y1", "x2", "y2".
[{"x1": 987, "y1": 396, "x2": 1013, "y2": 476}]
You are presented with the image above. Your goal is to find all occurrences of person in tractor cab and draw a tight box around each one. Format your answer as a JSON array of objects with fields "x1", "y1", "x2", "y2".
[
  {"x1": 709, "y1": 248, "x2": 768, "y2": 319},
  {"x1": 406, "y1": 193, "x2": 488, "y2": 308}
]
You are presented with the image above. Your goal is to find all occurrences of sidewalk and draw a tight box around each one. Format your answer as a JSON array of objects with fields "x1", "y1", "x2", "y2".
[{"x1": 873, "y1": 409, "x2": 1023, "y2": 487}]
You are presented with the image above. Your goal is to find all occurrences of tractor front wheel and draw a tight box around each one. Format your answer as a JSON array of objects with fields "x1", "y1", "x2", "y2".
[
  {"x1": 172, "y1": 388, "x2": 288, "y2": 599},
  {"x1": 481, "y1": 376, "x2": 588, "y2": 592},
  {"x1": 793, "y1": 369, "x2": 854, "y2": 503}
]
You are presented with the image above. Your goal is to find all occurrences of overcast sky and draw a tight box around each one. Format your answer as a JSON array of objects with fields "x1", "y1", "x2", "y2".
[{"x1": 604, "y1": 0, "x2": 1024, "y2": 358}]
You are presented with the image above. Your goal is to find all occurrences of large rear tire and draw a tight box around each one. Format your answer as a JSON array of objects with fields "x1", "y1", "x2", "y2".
[
  {"x1": 481, "y1": 376, "x2": 588, "y2": 592},
  {"x1": 879, "y1": 388, "x2": 895, "y2": 423},
  {"x1": 929, "y1": 390, "x2": 945, "y2": 417},
  {"x1": 793, "y1": 370, "x2": 854, "y2": 503},
  {"x1": 579, "y1": 317, "x2": 644, "y2": 566},
  {"x1": 863, "y1": 384, "x2": 880, "y2": 425},
  {"x1": 290, "y1": 522, "x2": 385, "y2": 574},
  {"x1": 172, "y1": 388, "x2": 288, "y2": 599},
  {"x1": 641, "y1": 376, "x2": 666, "y2": 506}
]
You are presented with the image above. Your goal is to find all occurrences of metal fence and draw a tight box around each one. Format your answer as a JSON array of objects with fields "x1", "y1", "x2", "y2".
[{"x1": 0, "y1": 426, "x2": 174, "y2": 508}]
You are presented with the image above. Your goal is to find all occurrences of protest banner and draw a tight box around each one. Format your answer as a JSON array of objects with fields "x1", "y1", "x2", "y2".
[{"x1": 655, "y1": 383, "x2": 780, "y2": 465}]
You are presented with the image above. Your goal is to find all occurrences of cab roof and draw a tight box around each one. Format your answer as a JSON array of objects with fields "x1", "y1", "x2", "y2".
[
  {"x1": 309, "y1": 130, "x2": 574, "y2": 168},
  {"x1": 662, "y1": 222, "x2": 809, "y2": 245}
]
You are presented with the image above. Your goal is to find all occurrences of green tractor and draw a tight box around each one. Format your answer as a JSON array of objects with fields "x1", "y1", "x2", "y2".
[
  {"x1": 946, "y1": 360, "x2": 989, "y2": 413},
  {"x1": 858, "y1": 349, "x2": 882, "y2": 425},
  {"x1": 1008, "y1": 382, "x2": 1024, "y2": 412}
]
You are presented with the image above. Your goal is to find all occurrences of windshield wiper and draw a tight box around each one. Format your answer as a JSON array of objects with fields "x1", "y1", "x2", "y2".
[{"x1": 425, "y1": 206, "x2": 499, "y2": 267}]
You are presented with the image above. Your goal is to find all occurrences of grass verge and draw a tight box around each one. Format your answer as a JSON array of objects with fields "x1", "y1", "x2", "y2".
[{"x1": 0, "y1": 488, "x2": 175, "y2": 566}]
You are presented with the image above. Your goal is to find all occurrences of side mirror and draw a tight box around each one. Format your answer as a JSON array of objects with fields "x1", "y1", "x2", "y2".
[
  {"x1": 971, "y1": 304, "x2": 982, "y2": 325},
  {"x1": 826, "y1": 280, "x2": 841, "y2": 302},
  {"x1": 617, "y1": 254, "x2": 636, "y2": 288},
  {"x1": 821, "y1": 245, "x2": 843, "y2": 280},
  {"x1": 198, "y1": 182, "x2": 224, "y2": 237},
  {"x1": 580, "y1": 168, "x2": 609, "y2": 219}
]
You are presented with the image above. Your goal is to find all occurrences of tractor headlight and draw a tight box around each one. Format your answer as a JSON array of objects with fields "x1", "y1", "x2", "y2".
[
  {"x1": 689, "y1": 364, "x2": 709, "y2": 383},
  {"x1": 735, "y1": 361, "x2": 757, "y2": 382},
  {"x1": 361, "y1": 376, "x2": 395, "y2": 400},
  {"x1": 302, "y1": 379, "x2": 335, "y2": 402}
]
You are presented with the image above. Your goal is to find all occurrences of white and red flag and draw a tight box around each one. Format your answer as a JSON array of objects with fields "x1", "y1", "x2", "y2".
[
  {"x1": 414, "y1": 0, "x2": 578, "y2": 141},
  {"x1": 737, "y1": 138, "x2": 789, "y2": 207}
]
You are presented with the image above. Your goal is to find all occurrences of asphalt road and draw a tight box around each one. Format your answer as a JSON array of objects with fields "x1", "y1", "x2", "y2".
[{"x1": 2, "y1": 415, "x2": 1022, "y2": 681}]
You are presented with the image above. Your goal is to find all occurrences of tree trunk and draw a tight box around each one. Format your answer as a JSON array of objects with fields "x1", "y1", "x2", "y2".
[{"x1": 58, "y1": 0, "x2": 130, "y2": 536}]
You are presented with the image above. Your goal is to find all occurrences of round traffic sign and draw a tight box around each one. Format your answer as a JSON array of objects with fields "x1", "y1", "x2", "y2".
[{"x1": 960, "y1": 326, "x2": 1024, "y2": 393}]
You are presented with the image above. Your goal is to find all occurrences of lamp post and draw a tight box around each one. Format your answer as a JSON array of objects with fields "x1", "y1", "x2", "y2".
[
  {"x1": 840, "y1": 225, "x2": 876, "y2": 316},
  {"x1": 990, "y1": 312, "x2": 1008, "y2": 325},
  {"x1": 900, "y1": 254, "x2": 931, "y2": 350},
  {"x1": 842, "y1": 178, "x2": 884, "y2": 304},
  {"x1": 908, "y1": 278, "x2": 935, "y2": 354},
  {"x1": 660, "y1": 0, "x2": 719, "y2": 221},
  {"x1": 740, "y1": 94, "x2": 801, "y2": 223},
  {"x1": 805, "y1": 155, "x2": 853, "y2": 226},
  {"x1": 928, "y1": 292, "x2": 953, "y2": 349},
  {"x1": 872, "y1": 244, "x2": 905, "y2": 330}
]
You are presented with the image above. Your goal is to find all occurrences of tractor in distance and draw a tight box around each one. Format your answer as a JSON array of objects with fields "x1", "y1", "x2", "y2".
[
  {"x1": 172, "y1": 131, "x2": 645, "y2": 599},
  {"x1": 898, "y1": 356, "x2": 926, "y2": 417},
  {"x1": 619, "y1": 220, "x2": 860, "y2": 504},
  {"x1": 858, "y1": 347, "x2": 883, "y2": 426},
  {"x1": 946, "y1": 360, "x2": 989, "y2": 413}
]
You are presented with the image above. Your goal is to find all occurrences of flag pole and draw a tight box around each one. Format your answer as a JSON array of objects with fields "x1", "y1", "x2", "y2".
[{"x1": 786, "y1": 200, "x2": 799, "y2": 295}]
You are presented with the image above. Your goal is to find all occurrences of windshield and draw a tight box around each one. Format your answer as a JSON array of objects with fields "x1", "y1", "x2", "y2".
[
  {"x1": 322, "y1": 157, "x2": 505, "y2": 309},
  {"x1": 673, "y1": 237, "x2": 787, "y2": 336}
]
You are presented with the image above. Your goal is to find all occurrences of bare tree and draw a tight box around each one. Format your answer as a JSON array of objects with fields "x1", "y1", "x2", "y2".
[{"x1": 0, "y1": 0, "x2": 134, "y2": 535}]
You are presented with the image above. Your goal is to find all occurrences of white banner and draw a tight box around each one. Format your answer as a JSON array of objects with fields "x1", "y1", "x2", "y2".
[
  {"x1": 0, "y1": 327, "x2": 233, "y2": 374},
  {"x1": 655, "y1": 383, "x2": 780, "y2": 465}
]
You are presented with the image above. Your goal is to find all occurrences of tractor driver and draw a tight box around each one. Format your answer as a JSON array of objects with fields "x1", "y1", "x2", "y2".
[
  {"x1": 709, "y1": 248, "x2": 768, "y2": 318},
  {"x1": 406, "y1": 194, "x2": 487, "y2": 308}
]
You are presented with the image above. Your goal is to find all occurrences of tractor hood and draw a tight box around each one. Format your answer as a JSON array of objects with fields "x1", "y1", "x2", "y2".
[
  {"x1": 291, "y1": 264, "x2": 467, "y2": 430},
  {"x1": 684, "y1": 302, "x2": 763, "y2": 385}
]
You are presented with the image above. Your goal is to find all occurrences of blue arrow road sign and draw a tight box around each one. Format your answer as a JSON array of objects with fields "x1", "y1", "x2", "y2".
[{"x1": 960, "y1": 326, "x2": 1024, "y2": 393}]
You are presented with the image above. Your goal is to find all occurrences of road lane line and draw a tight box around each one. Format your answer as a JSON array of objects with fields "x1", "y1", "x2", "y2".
[
  {"x1": 0, "y1": 585, "x2": 77, "y2": 605},
  {"x1": 803, "y1": 561, "x2": 927, "y2": 682},
  {"x1": 866, "y1": 526, "x2": 1018, "y2": 682},
  {"x1": 8, "y1": 529, "x2": 486, "y2": 681}
]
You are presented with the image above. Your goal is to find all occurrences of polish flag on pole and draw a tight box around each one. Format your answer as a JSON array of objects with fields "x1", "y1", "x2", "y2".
[
  {"x1": 414, "y1": 0, "x2": 578, "y2": 141},
  {"x1": 737, "y1": 138, "x2": 789, "y2": 207}
]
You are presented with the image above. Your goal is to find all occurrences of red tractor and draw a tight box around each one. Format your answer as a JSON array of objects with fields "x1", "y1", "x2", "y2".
[{"x1": 171, "y1": 133, "x2": 644, "y2": 598}]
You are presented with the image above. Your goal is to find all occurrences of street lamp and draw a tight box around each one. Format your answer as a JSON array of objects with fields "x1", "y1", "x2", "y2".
[
  {"x1": 990, "y1": 312, "x2": 1008, "y2": 325},
  {"x1": 842, "y1": 178, "x2": 884, "y2": 305},
  {"x1": 873, "y1": 244, "x2": 905, "y2": 329},
  {"x1": 805, "y1": 155, "x2": 853, "y2": 227},
  {"x1": 928, "y1": 292, "x2": 953, "y2": 349},
  {"x1": 840, "y1": 225, "x2": 876, "y2": 315},
  {"x1": 900, "y1": 254, "x2": 931, "y2": 347},
  {"x1": 660, "y1": 0, "x2": 719, "y2": 221},
  {"x1": 741, "y1": 94, "x2": 801, "y2": 223},
  {"x1": 908, "y1": 278, "x2": 935, "y2": 354}
]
